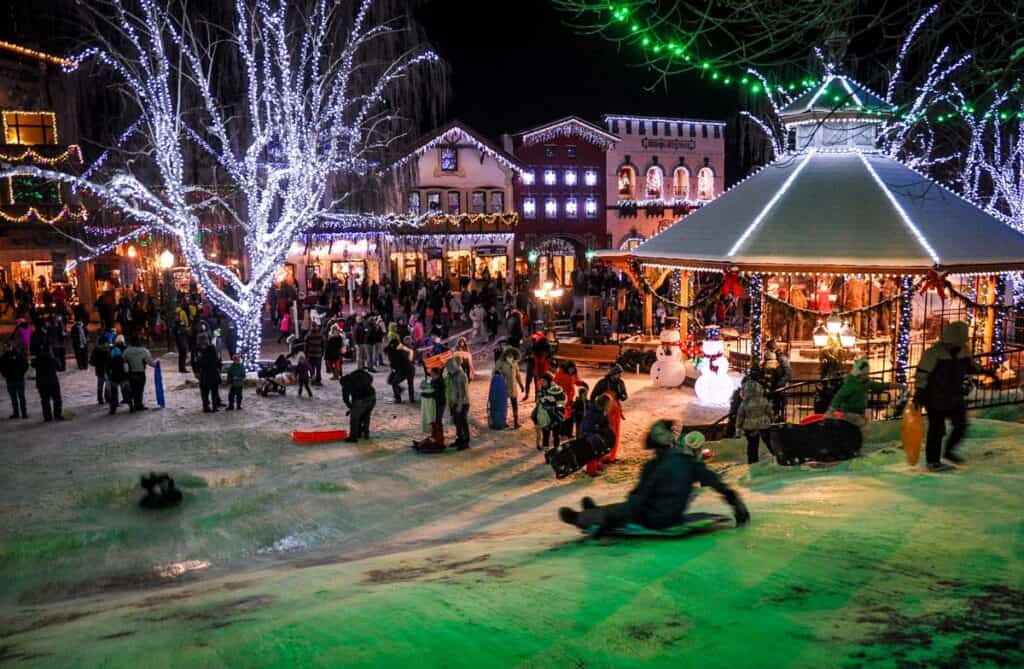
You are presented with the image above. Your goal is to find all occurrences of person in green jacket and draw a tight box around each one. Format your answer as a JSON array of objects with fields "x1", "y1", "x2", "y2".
[
  {"x1": 226, "y1": 354, "x2": 246, "y2": 411},
  {"x1": 827, "y1": 358, "x2": 888, "y2": 434}
]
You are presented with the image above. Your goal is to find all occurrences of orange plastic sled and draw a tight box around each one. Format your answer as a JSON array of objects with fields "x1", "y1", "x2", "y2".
[
  {"x1": 800, "y1": 412, "x2": 844, "y2": 425},
  {"x1": 290, "y1": 429, "x2": 349, "y2": 445}
]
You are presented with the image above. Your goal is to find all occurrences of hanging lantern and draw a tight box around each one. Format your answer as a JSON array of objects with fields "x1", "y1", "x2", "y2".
[
  {"x1": 839, "y1": 323, "x2": 856, "y2": 348},
  {"x1": 812, "y1": 322, "x2": 829, "y2": 347},
  {"x1": 826, "y1": 313, "x2": 843, "y2": 334}
]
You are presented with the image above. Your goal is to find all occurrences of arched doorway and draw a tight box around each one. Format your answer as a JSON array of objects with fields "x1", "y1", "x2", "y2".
[{"x1": 536, "y1": 237, "x2": 579, "y2": 286}]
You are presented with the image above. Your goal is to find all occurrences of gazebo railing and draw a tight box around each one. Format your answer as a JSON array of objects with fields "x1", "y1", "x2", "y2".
[{"x1": 775, "y1": 343, "x2": 1024, "y2": 424}]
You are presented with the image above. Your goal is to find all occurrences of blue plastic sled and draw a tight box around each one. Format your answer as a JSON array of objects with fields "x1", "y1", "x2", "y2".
[
  {"x1": 154, "y1": 361, "x2": 166, "y2": 408},
  {"x1": 488, "y1": 373, "x2": 508, "y2": 429},
  {"x1": 584, "y1": 512, "x2": 732, "y2": 538}
]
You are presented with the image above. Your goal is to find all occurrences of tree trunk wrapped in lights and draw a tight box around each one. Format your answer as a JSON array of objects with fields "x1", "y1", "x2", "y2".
[{"x1": 1, "y1": 0, "x2": 441, "y2": 368}]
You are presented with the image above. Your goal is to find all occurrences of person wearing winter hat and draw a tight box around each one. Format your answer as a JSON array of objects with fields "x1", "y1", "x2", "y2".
[
  {"x1": 588, "y1": 364, "x2": 628, "y2": 468},
  {"x1": 559, "y1": 419, "x2": 750, "y2": 534},
  {"x1": 736, "y1": 378, "x2": 775, "y2": 464},
  {"x1": 827, "y1": 358, "x2": 889, "y2": 435}
]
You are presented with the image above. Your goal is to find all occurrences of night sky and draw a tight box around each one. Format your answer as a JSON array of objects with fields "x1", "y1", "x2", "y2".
[{"x1": 415, "y1": 0, "x2": 736, "y2": 138}]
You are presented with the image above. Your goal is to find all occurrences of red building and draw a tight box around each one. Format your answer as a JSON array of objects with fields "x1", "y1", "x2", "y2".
[{"x1": 510, "y1": 117, "x2": 619, "y2": 286}]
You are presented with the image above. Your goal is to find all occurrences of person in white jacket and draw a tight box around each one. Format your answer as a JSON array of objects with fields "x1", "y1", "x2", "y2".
[{"x1": 469, "y1": 303, "x2": 486, "y2": 339}]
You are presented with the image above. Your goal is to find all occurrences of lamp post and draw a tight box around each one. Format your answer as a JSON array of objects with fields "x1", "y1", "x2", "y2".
[
  {"x1": 533, "y1": 280, "x2": 564, "y2": 339},
  {"x1": 813, "y1": 315, "x2": 858, "y2": 378}
]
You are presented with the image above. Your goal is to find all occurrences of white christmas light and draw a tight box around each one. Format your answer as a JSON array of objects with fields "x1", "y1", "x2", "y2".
[
  {"x1": 728, "y1": 149, "x2": 815, "y2": 257},
  {"x1": 521, "y1": 117, "x2": 620, "y2": 150},
  {"x1": 857, "y1": 151, "x2": 941, "y2": 263}
]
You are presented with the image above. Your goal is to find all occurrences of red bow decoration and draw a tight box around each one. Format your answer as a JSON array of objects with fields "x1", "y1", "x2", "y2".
[
  {"x1": 920, "y1": 269, "x2": 949, "y2": 299},
  {"x1": 721, "y1": 268, "x2": 743, "y2": 298}
]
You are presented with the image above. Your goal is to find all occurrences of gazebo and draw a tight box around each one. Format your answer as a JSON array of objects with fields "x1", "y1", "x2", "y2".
[{"x1": 601, "y1": 75, "x2": 1024, "y2": 383}]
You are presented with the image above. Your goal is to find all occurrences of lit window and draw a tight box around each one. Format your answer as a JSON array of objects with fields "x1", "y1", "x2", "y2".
[
  {"x1": 584, "y1": 198, "x2": 598, "y2": 218},
  {"x1": 617, "y1": 166, "x2": 635, "y2": 198},
  {"x1": 11, "y1": 177, "x2": 58, "y2": 205},
  {"x1": 584, "y1": 169, "x2": 599, "y2": 187},
  {"x1": 2, "y1": 111, "x2": 57, "y2": 145},
  {"x1": 543, "y1": 169, "x2": 557, "y2": 186},
  {"x1": 427, "y1": 192, "x2": 441, "y2": 211},
  {"x1": 489, "y1": 191, "x2": 504, "y2": 213},
  {"x1": 645, "y1": 166, "x2": 664, "y2": 200},
  {"x1": 523, "y1": 197, "x2": 536, "y2": 218},
  {"x1": 564, "y1": 169, "x2": 578, "y2": 187},
  {"x1": 544, "y1": 198, "x2": 557, "y2": 217},
  {"x1": 673, "y1": 167, "x2": 690, "y2": 199},
  {"x1": 447, "y1": 191, "x2": 461, "y2": 214},
  {"x1": 620, "y1": 236, "x2": 644, "y2": 251},
  {"x1": 522, "y1": 170, "x2": 536, "y2": 186},
  {"x1": 440, "y1": 146, "x2": 458, "y2": 172},
  {"x1": 408, "y1": 191, "x2": 421, "y2": 214},
  {"x1": 471, "y1": 191, "x2": 486, "y2": 214},
  {"x1": 697, "y1": 167, "x2": 715, "y2": 200},
  {"x1": 565, "y1": 197, "x2": 578, "y2": 218}
]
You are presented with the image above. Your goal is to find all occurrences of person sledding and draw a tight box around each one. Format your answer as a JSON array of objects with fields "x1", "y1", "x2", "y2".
[
  {"x1": 559, "y1": 419, "x2": 750, "y2": 535},
  {"x1": 533, "y1": 372, "x2": 566, "y2": 455},
  {"x1": 825, "y1": 358, "x2": 889, "y2": 436}
]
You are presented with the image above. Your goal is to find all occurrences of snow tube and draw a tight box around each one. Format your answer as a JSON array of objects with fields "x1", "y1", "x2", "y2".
[
  {"x1": 583, "y1": 513, "x2": 732, "y2": 537},
  {"x1": 290, "y1": 429, "x2": 349, "y2": 445},
  {"x1": 800, "y1": 411, "x2": 843, "y2": 425}
]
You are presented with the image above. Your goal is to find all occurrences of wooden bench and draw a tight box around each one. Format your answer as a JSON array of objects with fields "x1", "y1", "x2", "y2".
[{"x1": 553, "y1": 341, "x2": 621, "y2": 367}]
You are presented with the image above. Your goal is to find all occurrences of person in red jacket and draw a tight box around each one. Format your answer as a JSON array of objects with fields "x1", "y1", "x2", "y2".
[
  {"x1": 529, "y1": 331, "x2": 551, "y2": 397},
  {"x1": 552, "y1": 360, "x2": 588, "y2": 438}
]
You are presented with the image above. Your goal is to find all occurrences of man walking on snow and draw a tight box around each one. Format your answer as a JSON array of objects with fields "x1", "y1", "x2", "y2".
[{"x1": 559, "y1": 420, "x2": 750, "y2": 534}]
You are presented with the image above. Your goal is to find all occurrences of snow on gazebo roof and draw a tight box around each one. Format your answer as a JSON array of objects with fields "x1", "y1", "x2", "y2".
[
  {"x1": 619, "y1": 149, "x2": 1024, "y2": 275},
  {"x1": 389, "y1": 120, "x2": 523, "y2": 175},
  {"x1": 780, "y1": 74, "x2": 891, "y2": 121},
  {"x1": 517, "y1": 116, "x2": 620, "y2": 150}
]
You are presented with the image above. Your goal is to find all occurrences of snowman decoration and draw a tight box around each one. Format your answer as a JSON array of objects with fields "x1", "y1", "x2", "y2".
[
  {"x1": 650, "y1": 327, "x2": 686, "y2": 387},
  {"x1": 694, "y1": 326, "x2": 735, "y2": 406}
]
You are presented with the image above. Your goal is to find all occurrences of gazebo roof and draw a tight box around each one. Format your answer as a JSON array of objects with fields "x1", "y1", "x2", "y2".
[
  {"x1": 620, "y1": 150, "x2": 1024, "y2": 275},
  {"x1": 780, "y1": 75, "x2": 890, "y2": 118}
]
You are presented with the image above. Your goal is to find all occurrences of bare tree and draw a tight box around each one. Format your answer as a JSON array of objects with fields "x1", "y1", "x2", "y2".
[{"x1": 1, "y1": 0, "x2": 440, "y2": 366}]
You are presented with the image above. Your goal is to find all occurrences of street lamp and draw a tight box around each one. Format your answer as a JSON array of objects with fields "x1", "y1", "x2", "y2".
[
  {"x1": 159, "y1": 250, "x2": 175, "y2": 270},
  {"x1": 158, "y1": 250, "x2": 176, "y2": 348},
  {"x1": 533, "y1": 280, "x2": 564, "y2": 338}
]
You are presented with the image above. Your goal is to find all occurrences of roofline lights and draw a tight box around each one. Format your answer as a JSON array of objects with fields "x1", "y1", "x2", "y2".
[
  {"x1": 727, "y1": 149, "x2": 816, "y2": 257},
  {"x1": 804, "y1": 75, "x2": 835, "y2": 112},
  {"x1": 837, "y1": 76, "x2": 864, "y2": 107},
  {"x1": 856, "y1": 151, "x2": 941, "y2": 264},
  {"x1": 602, "y1": 114, "x2": 727, "y2": 127}
]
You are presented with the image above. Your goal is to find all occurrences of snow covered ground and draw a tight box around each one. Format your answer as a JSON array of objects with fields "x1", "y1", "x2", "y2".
[{"x1": 0, "y1": 343, "x2": 1022, "y2": 668}]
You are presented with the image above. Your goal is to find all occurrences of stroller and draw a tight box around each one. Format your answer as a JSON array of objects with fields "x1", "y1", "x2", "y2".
[{"x1": 256, "y1": 354, "x2": 296, "y2": 396}]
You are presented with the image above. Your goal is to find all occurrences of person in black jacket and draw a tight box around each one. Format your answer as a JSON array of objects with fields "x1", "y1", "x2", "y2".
[
  {"x1": 340, "y1": 366, "x2": 375, "y2": 442},
  {"x1": 197, "y1": 343, "x2": 223, "y2": 413},
  {"x1": 174, "y1": 321, "x2": 190, "y2": 373},
  {"x1": 384, "y1": 338, "x2": 415, "y2": 403},
  {"x1": 559, "y1": 419, "x2": 749, "y2": 533},
  {"x1": 89, "y1": 338, "x2": 110, "y2": 405},
  {"x1": 0, "y1": 344, "x2": 29, "y2": 419},
  {"x1": 304, "y1": 323, "x2": 326, "y2": 386},
  {"x1": 32, "y1": 348, "x2": 63, "y2": 422}
]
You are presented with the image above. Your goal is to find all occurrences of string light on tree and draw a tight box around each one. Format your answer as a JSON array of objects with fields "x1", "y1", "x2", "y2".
[{"x1": 896, "y1": 276, "x2": 913, "y2": 385}]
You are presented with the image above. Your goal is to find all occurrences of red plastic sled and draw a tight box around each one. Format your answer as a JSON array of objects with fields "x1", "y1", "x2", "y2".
[
  {"x1": 290, "y1": 429, "x2": 349, "y2": 445},
  {"x1": 800, "y1": 412, "x2": 843, "y2": 425}
]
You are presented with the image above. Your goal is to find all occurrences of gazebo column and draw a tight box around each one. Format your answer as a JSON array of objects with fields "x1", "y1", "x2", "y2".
[
  {"x1": 679, "y1": 270, "x2": 690, "y2": 335},
  {"x1": 749, "y1": 273, "x2": 764, "y2": 363},
  {"x1": 989, "y1": 275, "x2": 1007, "y2": 365},
  {"x1": 895, "y1": 276, "x2": 913, "y2": 385},
  {"x1": 642, "y1": 283, "x2": 653, "y2": 334}
]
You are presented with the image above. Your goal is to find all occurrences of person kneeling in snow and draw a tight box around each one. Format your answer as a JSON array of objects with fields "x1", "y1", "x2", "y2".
[{"x1": 559, "y1": 419, "x2": 750, "y2": 534}]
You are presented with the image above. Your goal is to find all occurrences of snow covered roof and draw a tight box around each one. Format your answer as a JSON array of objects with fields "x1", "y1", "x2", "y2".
[
  {"x1": 780, "y1": 75, "x2": 890, "y2": 120},
  {"x1": 390, "y1": 120, "x2": 523, "y2": 175},
  {"x1": 622, "y1": 150, "x2": 1024, "y2": 275},
  {"x1": 517, "y1": 116, "x2": 620, "y2": 150}
]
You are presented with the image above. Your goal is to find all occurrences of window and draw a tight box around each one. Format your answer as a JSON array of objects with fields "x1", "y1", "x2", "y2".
[
  {"x1": 427, "y1": 192, "x2": 441, "y2": 211},
  {"x1": 702, "y1": 124, "x2": 708, "y2": 138},
  {"x1": 645, "y1": 165, "x2": 664, "y2": 200},
  {"x1": 543, "y1": 169, "x2": 557, "y2": 186},
  {"x1": 471, "y1": 191, "x2": 486, "y2": 214},
  {"x1": 3, "y1": 111, "x2": 57, "y2": 145},
  {"x1": 652, "y1": 122, "x2": 658, "y2": 136},
  {"x1": 523, "y1": 197, "x2": 536, "y2": 218},
  {"x1": 787, "y1": 129, "x2": 797, "y2": 152},
  {"x1": 489, "y1": 191, "x2": 505, "y2": 213},
  {"x1": 566, "y1": 146, "x2": 577, "y2": 159},
  {"x1": 697, "y1": 167, "x2": 715, "y2": 200},
  {"x1": 564, "y1": 169, "x2": 578, "y2": 187},
  {"x1": 408, "y1": 191, "x2": 421, "y2": 214},
  {"x1": 617, "y1": 165, "x2": 636, "y2": 198},
  {"x1": 544, "y1": 146, "x2": 557, "y2": 158},
  {"x1": 676, "y1": 122, "x2": 684, "y2": 136},
  {"x1": 447, "y1": 191, "x2": 461, "y2": 214},
  {"x1": 583, "y1": 169, "x2": 599, "y2": 187},
  {"x1": 664, "y1": 122, "x2": 672, "y2": 135},
  {"x1": 639, "y1": 121, "x2": 646, "y2": 136},
  {"x1": 673, "y1": 166, "x2": 690, "y2": 199},
  {"x1": 522, "y1": 170, "x2": 536, "y2": 186},
  {"x1": 544, "y1": 197, "x2": 558, "y2": 218},
  {"x1": 584, "y1": 197, "x2": 598, "y2": 218},
  {"x1": 439, "y1": 146, "x2": 457, "y2": 172},
  {"x1": 625, "y1": 119, "x2": 632, "y2": 134},
  {"x1": 11, "y1": 177, "x2": 58, "y2": 205},
  {"x1": 713, "y1": 125, "x2": 721, "y2": 139},
  {"x1": 689, "y1": 123, "x2": 696, "y2": 138},
  {"x1": 565, "y1": 197, "x2": 579, "y2": 218},
  {"x1": 619, "y1": 236, "x2": 644, "y2": 251},
  {"x1": 612, "y1": 119, "x2": 620, "y2": 134}
]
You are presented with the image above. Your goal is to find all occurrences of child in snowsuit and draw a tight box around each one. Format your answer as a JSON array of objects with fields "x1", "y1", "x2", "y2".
[
  {"x1": 226, "y1": 354, "x2": 246, "y2": 410},
  {"x1": 294, "y1": 353, "x2": 313, "y2": 397},
  {"x1": 535, "y1": 372, "x2": 566, "y2": 453},
  {"x1": 827, "y1": 358, "x2": 889, "y2": 435},
  {"x1": 736, "y1": 378, "x2": 774, "y2": 463}
]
